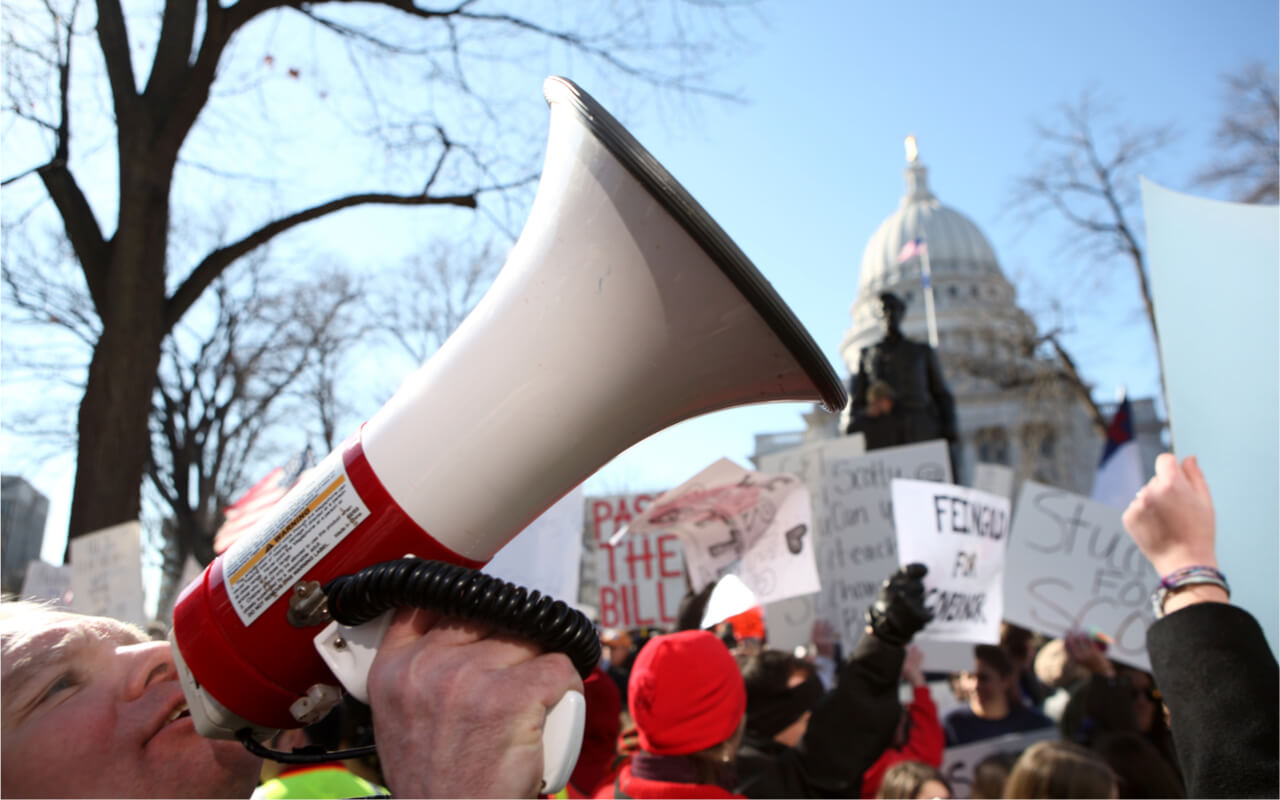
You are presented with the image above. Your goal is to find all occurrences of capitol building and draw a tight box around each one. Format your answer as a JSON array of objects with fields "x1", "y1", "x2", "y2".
[{"x1": 758, "y1": 144, "x2": 1162, "y2": 494}]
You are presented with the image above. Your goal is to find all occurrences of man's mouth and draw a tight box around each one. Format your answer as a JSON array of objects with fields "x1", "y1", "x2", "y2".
[{"x1": 165, "y1": 702, "x2": 191, "y2": 725}]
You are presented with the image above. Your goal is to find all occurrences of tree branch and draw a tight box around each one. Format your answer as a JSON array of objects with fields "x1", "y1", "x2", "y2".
[
  {"x1": 143, "y1": 0, "x2": 199, "y2": 106},
  {"x1": 37, "y1": 159, "x2": 110, "y2": 311},
  {"x1": 164, "y1": 188, "x2": 479, "y2": 330},
  {"x1": 94, "y1": 0, "x2": 139, "y2": 124}
]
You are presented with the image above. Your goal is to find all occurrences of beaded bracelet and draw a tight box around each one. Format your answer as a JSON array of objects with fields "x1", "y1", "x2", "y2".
[{"x1": 1152, "y1": 565, "x2": 1230, "y2": 618}]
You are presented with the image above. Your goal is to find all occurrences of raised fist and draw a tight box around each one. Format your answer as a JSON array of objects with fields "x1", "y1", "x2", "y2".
[{"x1": 867, "y1": 563, "x2": 933, "y2": 647}]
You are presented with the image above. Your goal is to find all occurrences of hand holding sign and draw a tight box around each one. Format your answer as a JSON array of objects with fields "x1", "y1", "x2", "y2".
[
  {"x1": 867, "y1": 563, "x2": 934, "y2": 646},
  {"x1": 1122, "y1": 454, "x2": 1218, "y2": 577}
]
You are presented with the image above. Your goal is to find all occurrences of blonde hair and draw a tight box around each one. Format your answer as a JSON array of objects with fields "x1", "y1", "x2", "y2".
[{"x1": 1003, "y1": 740, "x2": 1117, "y2": 799}]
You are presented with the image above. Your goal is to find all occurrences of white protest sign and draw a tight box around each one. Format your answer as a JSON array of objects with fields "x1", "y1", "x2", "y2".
[
  {"x1": 486, "y1": 486, "x2": 585, "y2": 605},
  {"x1": 754, "y1": 436, "x2": 868, "y2": 652},
  {"x1": 20, "y1": 560, "x2": 73, "y2": 607},
  {"x1": 941, "y1": 728, "x2": 1058, "y2": 799},
  {"x1": 589, "y1": 494, "x2": 683, "y2": 629},
  {"x1": 818, "y1": 440, "x2": 952, "y2": 654},
  {"x1": 892, "y1": 480, "x2": 1009, "y2": 644},
  {"x1": 69, "y1": 521, "x2": 148, "y2": 628},
  {"x1": 1005, "y1": 481, "x2": 1159, "y2": 671},
  {"x1": 623, "y1": 459, "x2": 819, "y2": 607}
]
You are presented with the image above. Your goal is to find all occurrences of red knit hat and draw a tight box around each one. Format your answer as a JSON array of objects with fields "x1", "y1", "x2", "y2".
[{"x1": 627, "y1": 630, "x2": 746, "y2": 756}]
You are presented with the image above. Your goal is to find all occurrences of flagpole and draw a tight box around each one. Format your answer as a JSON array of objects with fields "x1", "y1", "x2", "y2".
[{"x1": 920, "y1": 241, "x2": 939, "y2": 348}]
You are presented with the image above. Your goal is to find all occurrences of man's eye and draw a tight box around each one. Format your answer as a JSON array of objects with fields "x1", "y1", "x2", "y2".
[{"x1": 40, "y1": 674, "x2": 77, "y2": 703}]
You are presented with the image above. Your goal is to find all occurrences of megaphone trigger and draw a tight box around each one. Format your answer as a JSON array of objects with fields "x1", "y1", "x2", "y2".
[{"x1": 313, "y1": 609, "x2": 396, "y2": 706}]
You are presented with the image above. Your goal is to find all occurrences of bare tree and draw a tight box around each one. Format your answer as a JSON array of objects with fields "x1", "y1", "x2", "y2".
[
  {"x1": 147, "y1": 255, "x2": 366, "y2": 618},
  {"x1": 1194, "y1": 62, "x2": 1279, "y2": 204},
  {"x1": 1011, "y1": 91, "x2": 1176, "y2": 413},
  {"x1": 1, "y1": 0, "x2": 748, "y2": 554}
]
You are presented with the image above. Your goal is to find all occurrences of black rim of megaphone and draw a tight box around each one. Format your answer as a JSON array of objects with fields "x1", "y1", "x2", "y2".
[{"x1": 543, "y1": 76, "x2": 848, "y2": 414}]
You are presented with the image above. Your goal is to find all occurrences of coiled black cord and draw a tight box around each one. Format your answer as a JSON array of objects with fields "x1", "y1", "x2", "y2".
[
  {"x1": 324, "y1": 557, "x2": 600, "y2": 679},
  {"x1": 239, "y1": 557, "x2": 599, "y2": 764}
]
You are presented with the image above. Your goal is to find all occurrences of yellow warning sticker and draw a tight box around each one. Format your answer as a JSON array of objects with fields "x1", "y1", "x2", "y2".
[{"x1": 222, "y1": 449, "x2": 371, "y2": 626}]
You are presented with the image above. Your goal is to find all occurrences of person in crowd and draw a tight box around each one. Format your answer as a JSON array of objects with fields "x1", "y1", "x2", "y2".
[
  {"x1": 999, "y1": 623, "x2": 1049, "y2": 709},
  {"x1": 969, "y1": 752, "x2": 1017, "y2": 799},
  {"x1": 1057, "y1": 630, "x2": 1181, "y2": 791},
  {"x1": 943, "y1": 645, "x2": 1054, "y2": 745},
  {"x1": 0, "y1": 601, "x2": 582, "y2": 798},
  {"x1": 252, "y1": 703, "x2": 388, "y2": 798},
  {"x1": 600, "y1": 628, "x2": 635, "y2": 707},
  {"x1": 1002, "y1": 740, "x2": 1117, "y2": 799},
  {"x1": 808, "y1": 618, "x2": 840, "y2": 690},
  {"x1": 563, "y1": 665, "x2": 624, "y2": 798},
  {"x1": 1091, "y1": 731, "x2": 1185, "y2": 799},
  {"x1": 849, "y1": 380, "x2": 902, "y2": 450},
  {"x1": 1032, "y1": 637, "x2": 1089, "y2": 723},
  {"x1": 860, "y1": 646, "x2": 945, "y2": 799},
  {"x1": 874, "y1": 760, "x2": 951, "y2": 799},
  {"x1": 600, "y1": 564, "x2": 934, "y2": 799},
  {"x1": 1120, "y1": 453, "x2": 1279, "y2": 797}
]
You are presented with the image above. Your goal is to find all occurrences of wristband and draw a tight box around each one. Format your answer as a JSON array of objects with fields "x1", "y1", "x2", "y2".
[{"x1": 1151, "y1": 565, "x2": 1229, "y2": 618}]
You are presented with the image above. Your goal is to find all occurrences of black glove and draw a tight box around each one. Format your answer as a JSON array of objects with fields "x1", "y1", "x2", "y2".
[{"x1": 866, "y1": 563, "x2": 933, "y2": 646}]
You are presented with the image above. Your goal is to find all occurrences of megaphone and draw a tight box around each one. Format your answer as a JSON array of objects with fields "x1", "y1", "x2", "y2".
[{"x1": 169, "y1": 75, "x2": 846, "y2": 793}]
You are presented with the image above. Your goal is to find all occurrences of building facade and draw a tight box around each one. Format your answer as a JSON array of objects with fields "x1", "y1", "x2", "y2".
[
  {"x1": 1, "y1": 475, "x2": 50, "y2": 594},
  {"x1": 757, "y1": 146, "x2": 1162, "y2": 495}
]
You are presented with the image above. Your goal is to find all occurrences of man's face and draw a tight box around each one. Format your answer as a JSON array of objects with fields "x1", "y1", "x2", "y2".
[
  {"x1": 1, "y1": 609, "x2": 261, "y2": 798},
  {"x1": 875, "y1": 298, "x2": 903, "y2": 335}
]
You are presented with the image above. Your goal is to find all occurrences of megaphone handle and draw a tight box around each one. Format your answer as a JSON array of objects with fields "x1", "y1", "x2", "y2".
[{"x1": 314, "y1": 615, "x2": 585, "y2": 794}]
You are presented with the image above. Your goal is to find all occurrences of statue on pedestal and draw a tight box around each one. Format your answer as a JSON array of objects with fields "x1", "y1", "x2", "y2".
[{"x1": 845, "y1": 292, "x2": 958, "y2": 452}]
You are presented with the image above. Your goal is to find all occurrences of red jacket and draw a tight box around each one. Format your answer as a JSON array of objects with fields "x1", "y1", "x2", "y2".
[
  {"x1": 860, "y1": 685, "x2": 945, "y2": 798},
  {"x1": 594, "y1": 765, "x2": 743, "y2": 799}
]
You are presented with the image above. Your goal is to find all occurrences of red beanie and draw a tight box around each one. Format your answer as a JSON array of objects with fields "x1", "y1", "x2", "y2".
[{"x1": 627, "y1": 630, "x2": 746, "y2": 756}]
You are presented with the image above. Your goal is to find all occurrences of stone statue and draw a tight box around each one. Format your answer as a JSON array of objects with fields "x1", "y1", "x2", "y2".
[{"x1": 845, "y1": 292, "x2": 958, "y2": 450}]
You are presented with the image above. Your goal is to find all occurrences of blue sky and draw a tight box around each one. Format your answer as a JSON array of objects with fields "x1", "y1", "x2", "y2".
[{"x1": 5, "y1": 0, "x2": 1276, "y2": 561}]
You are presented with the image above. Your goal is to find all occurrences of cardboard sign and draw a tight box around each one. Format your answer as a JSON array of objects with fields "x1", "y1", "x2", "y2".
[
  {"x1": 1005, "y1": 481, "x2": 1159, "y2": 671},
  {"x1": 590, "y1": 494, "x2": 684, "y2": 629},
  {"x1": 817, "y1": 441, "x2": 953, "y2": 653},
  {"x1": 486, "y1": 486, "x2": 585, "y2": 607},
  {"x1": 621, "y1": 459, "x2": 820, "y2": 606},
  {"x1": 941, "y1": 728, "x2": 1058, "y2": 799},
  {"x1": 69, "y1": 521, "x2": 148, "y2": 628},
  {"x1": 893, "y1": 480, "x2": 1009, "y2": 644}
]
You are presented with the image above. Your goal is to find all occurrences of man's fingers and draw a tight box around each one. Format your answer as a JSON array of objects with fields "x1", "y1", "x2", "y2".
[
  {"x1": 1154, "y1": 452, "x2": 1178, "y2": 483},
  {"x1": 1183, "y1": 455, "x2": 1212, "y2": 501},
  {"x1": 380, "y1": 607, "x2": 443, "y2": 653}
]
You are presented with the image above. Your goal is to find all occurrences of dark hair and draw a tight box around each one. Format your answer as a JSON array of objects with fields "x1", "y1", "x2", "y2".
[
  {"x1": 975, "y1": 644, "x2": 1023, "y2": 709},
  {"x1": 1000, "y1": 623, "x2": 1036, "y2": 664},
  {"x1": 877, "y1": 760, "x2": 950, "y2": 799},
  {"x1": 1093, "y1": 732, "x2": 1185, "y2": 798},
  {"x1": 1003, "y1": 740, "x2": 1117, "y2": 799},
  {"x1": 971, "y1": 752, "x2": 1017, "y2": 799},
  {"x1": 739, "y1": 650, "x2": 812, "y2": 694}
]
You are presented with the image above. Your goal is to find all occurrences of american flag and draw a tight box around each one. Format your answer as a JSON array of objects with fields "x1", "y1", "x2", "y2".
[
  {"x1": 897, "y1": 237, "x2": 927, "y2": 263},
  {"x1": 212, "y1": 447, "x2": 314, "y2": 555}
]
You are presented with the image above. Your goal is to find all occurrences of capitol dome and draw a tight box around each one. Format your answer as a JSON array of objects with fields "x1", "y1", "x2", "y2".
[{"x1": 840, "y1": 144, "x2": 1035, "y2": 377}]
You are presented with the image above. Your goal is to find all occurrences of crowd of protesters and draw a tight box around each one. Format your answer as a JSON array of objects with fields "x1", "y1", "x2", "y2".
[{"x1": 1, "y1": 455, "x2": 1276, "y2": 799}]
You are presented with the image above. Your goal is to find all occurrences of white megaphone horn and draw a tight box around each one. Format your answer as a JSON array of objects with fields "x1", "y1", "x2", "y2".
[{"x1": 169, "y1": 76, "x2": 846, "y2": 795}]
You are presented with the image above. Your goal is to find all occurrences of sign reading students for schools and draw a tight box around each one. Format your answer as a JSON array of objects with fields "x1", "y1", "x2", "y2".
[
  {"x1": 621, "y1": 458, "x2": 820, "y2": 607},
  {"x1": 590, "y1": 494, "x2": 684, "y2": 629},
  {"x1": 1004, "y1": 481, "x2": 1159, "y2": 671},
  {"x1": 818, "y1": 440, "x2": 952, "y2": 653},
  {"x1": 892, "y1": 480, "x2": 1009, "y2": 645},
  {"x1": 69, "y1": 521, "x2": 148, "y2": 628}
]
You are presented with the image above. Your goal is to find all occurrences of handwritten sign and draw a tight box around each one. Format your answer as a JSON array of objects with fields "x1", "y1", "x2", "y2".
[
  {"x1": 893, "y1": 480, "x2": 1009, "y2": 644},
  {"x1": 817, "y1": 441, "x2": 953, "y2": 653},
  {"x1": 1005, "y1": 482, "x2": 1159, "y2": 671},
  {"x1": 941, "y1": 728, "x2": 1058, "y2": 799},
  {"x1": 486, "y1": 486, "x2": 585, "y2": 607},
  {"x1": 69, "y1": 521, "x2": 148, "y2": 628},
  {"x1": 622, "y1": 459, "x2": 819, "y2": 606},
  {"x1": 590, "y1": 494, "x2": 683, "y2": 629}
]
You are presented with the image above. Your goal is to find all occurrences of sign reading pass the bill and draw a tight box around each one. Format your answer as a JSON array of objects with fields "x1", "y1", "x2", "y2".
[
  {"x1": 892, "y1": 479, "x2": 1009, "y2": 645},
  {"x1": 1004, "y1": 481, "x2": 1159, "y2": 671}
]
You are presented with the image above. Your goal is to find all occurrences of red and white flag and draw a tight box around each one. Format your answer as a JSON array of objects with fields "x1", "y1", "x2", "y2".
[{"x1": 212, "y1": 448, "x2": 313, "y2": 555}]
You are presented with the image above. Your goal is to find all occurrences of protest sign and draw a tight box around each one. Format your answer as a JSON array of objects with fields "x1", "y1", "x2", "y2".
[
  {"x1": 1005, "y1": 481, "x2": 1159, "y2": 671},
  {"x1": 754, "y1": 435, "x2": 867, "y2": 652},
  {"x1": 590, "y1": 493, "x2": 683, "y2": 629},
  {"x1": 817, "y1": 440, "x2": 952, "y2": 653},
  {"x1": 69, "y1": 521, "x2": 148, "y2": 628},
  {"x1": 20, "y1": 560, "x2": 73, "y2": 607},
  {"x1": 486, "y1": 486, "x2": 585, "y2": 606},
  {"x1": 892, "y1": 480, "x2": 1009, "y2": 645},
  {"x1": 620, "y1": 459, "x2": 819, "y2": 607},
  {"x1": 941, "y1": 728, "x2": 1058, "y2": 798}
]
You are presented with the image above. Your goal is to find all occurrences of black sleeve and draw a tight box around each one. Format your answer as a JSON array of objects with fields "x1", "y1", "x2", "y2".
[
  {"x1": 738, "y1": 634, "x2": 905, "y2": 798},
  {"x1": 1147, "y1": 603, "x2": 1279, "y2": 798}
]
